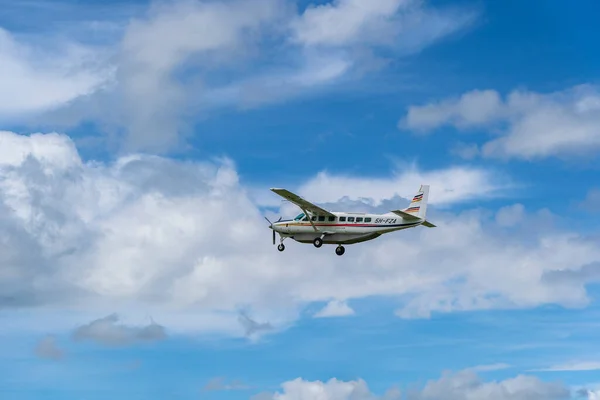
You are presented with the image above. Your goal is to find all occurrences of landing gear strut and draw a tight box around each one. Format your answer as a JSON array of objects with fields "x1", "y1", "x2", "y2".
[{"x1": 335, "y1": 245, "x2": 345, "y2": 256}]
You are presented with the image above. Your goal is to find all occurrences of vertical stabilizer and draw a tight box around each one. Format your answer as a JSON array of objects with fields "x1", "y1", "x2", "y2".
[{"x1": 402, "y1": 185, "x2": 430, "y2": 219}]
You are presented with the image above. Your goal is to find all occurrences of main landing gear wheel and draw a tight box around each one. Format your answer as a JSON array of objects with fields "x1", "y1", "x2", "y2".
[
  {"x1": 277, "y1": 244, "x2": 285, "y2": 252},
  {"x1": 335, "y1": 245, "x2": 345, "y2": 256},
  {"x1": 313, "y1": 237, "x2": 323, "y2": 248}
]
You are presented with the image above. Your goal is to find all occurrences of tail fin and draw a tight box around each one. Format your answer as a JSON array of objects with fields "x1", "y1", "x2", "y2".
[{"x1": 402, "y1": 184, "x2": 430, "y2": 220}]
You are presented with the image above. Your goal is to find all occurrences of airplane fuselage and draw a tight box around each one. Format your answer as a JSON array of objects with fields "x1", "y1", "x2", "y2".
[
  {"x1": 271, "y1": 211, "x2": 423, "y2": 245},
  {"x1": 266, "y1": 185, "x2": 434, "y2": 255}
]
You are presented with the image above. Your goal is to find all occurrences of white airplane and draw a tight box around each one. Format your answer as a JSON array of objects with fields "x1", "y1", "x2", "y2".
[{"x1": 265, "y1": 185, "x2": 436, "y2": 256}]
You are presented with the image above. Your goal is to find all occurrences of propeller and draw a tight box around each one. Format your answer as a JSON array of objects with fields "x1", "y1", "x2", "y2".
[{"x1": 265, "y1": 216, "x2": 282, "y2": 245}]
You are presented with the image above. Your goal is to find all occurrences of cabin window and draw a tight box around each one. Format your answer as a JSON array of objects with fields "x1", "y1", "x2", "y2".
[
  {"x1": 356, "y1": 217, "x2": 363, "y2": 222},
  {"x1": 365, "y1": 217, "x2": 372, "y2": 222},
  {"x1": 328, "y1": 216, "x2": 335, "y2": 222},
  {"x1": 318, "y1": 216, "x2": 325, "y2": 222},
  {"x1": 312, "y1": 216, "x2": 317, "y2": 221},
  {"x1": 302, "y1": 217, "x2": 308, "y2": 221},
  {"x1": 294, "y1": 213, "x2": 305, "y2": 221},
  {"x1": 339, "y1": 216, "x2": 346, "y2": 222},
  {"x1": 348, "y1": 217, "x2": 355, "y2": 222}
]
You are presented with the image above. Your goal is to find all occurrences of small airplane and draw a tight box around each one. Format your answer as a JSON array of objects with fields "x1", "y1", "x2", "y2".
[{"x1": 265, "y1": 185, "x2": 436, "y2": 256}]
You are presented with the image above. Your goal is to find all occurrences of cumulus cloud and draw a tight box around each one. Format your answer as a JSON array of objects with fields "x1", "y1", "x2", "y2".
[
  {"x1": 72, "y1": 313, "x2": 167, "y2": 346},
  {"x1": 253, "y1": 377, "x2": 400, "y2": 400},
  {"x1": 314, "y1": 300, "x2": 355, "y2": 318},
  {"x1": 587, "y1": 389, "x2": 600, "y2": 400},
  {"x1": 405, "y1": 370, "x2": 569, "y2": 400},
  {"x1": 404, "y1": 89, "x2": 503, "y2": 131},
  {"x1": 495, "y1": 204, "x2": 525, "y2": 227},
  {"x1": 256, "y1": 371, "x2": 570, "y2": 400},
  {"x1": 292, "y1": 164, "x2": 510, "y2": 208},
  {"x1": 34, "y1": 335, "x2": 64, "y2": 360},
  {"x1": 400, "y1": 84, "x2": 600, "y2": 159},
  {"x1": 5, "y1": 0, "x2": 478, "y2": 153},
  {"x1": 1, "y1": 131, "x2": 600, "y2": 334}
]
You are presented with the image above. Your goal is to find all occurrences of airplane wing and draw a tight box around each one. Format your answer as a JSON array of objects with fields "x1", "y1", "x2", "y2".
[{"x1": 270, "y1": 188, "x2": 335, "y2": 217}]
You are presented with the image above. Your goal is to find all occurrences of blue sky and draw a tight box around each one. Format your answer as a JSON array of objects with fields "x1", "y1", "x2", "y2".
[{"x1": 1, "y1": 0, "x2": 600, "y2": 399}]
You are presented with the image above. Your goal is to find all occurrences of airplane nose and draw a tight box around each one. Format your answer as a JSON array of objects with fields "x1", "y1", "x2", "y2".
[{"x1": 272, "y1": 222, "x2": 286, "y2": 232}]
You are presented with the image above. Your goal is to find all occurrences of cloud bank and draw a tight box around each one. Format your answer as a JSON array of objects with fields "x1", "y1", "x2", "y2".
[
  {"x1": 254, "y1": 370, "x2": 571, "y2": 400},
  {"x1": 1, "y1": 130, "x2": 600, "y2": 335}
]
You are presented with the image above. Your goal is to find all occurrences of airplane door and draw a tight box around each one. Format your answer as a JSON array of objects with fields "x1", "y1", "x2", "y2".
[{"x1": 337, "y1": 218, "x2": 347, "y2": 233}]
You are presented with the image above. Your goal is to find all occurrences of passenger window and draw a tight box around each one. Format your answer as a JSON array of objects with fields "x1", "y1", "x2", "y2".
[
  {"x1": 302, "y1": 217, "x2": 308, "y2": 221},
  {"x1": 312, "y1": 216, "x2": 317, "y2": 221},
  {"x1": 339, "y1": 216, "x2": 346, "y2": 222},
  {"x1": 356, "y1": 217, "x2": 363, "y2": 222},
  {"x1": 348, "y1": 217, "x2": 355, "y2": 222},
  {"x1": 328, "y1": 216, "x2": 335, "y2": 222},
  {"x1": 365, "y1": 217, "x2": 372, "y2": 222},
  {"x1": 318, "y1": 216, "x2": 325, "y2": 222}
]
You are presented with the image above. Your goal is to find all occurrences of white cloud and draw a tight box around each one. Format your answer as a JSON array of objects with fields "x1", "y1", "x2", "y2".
[
  {"x1": 1, "y1": 131, "x2": 600, "y2": 335},
  {"x1": 112, "y1": 0, "x2": 289, "y2": 152},
  {"x1": 295, "y1": 164, "x2": 510, "y2": 208},
  {"x1": 450, "y1": 142, "x2": 480, "y2": 160},
  {"x1": 404, "y1": 89, "x2": 503, "y2": 131},
  {"x1": 314, "y1": 300, "x2": 355, "y2": 318},
  {"x1": 405, "y1": 370, "x2": 569, "y2": 400},
  {"x1": 256, "y1": 371, "x2": 570, "y2": 400},
  {"x1": 495, "y1": 204, "x2": 525, "y2": 227},
  {"x1": 71, "y1": 313, "x2": 167, "y2": 346},
  {"x1": 291, "y1": 0, "x2": 403, "y2": 47},
  {"x1": 4, "y1": 0, "x2": 478, "y2": 153},
  {"x1": 290, "y1": 0, "x2": 477, "y2": 50},
  {"x1": 401, "y1": 84, "x2": 600, "y2": 159},
  {"x1": 254, "y1": 377, "x2": 399, "y2": 400},
  {"x1": 535, "y1": 361, "x2": 600, "y2": 372},
  {"x1": 0, "y1": 27, "x2": 113, "y2": 122}
]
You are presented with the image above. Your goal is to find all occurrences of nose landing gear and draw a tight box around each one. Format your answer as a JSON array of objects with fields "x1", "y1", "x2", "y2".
[
  {"x1": 335, "y1": 245, "x2": 345, "y2": 256},
  {"x1": 277, "y1": 243, "x2": 285, "y2": 252}
]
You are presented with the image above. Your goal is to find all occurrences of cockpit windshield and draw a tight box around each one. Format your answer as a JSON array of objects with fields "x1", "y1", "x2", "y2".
[{"x1": 294, "y1": 213, "x2": 305, "y2": 221}]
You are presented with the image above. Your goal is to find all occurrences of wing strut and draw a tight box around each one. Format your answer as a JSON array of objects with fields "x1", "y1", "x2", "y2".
[{"x1": 300, "y1": 208, "x2": 319, "y2": 232}]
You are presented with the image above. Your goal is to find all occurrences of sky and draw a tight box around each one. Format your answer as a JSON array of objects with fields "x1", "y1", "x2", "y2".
[{"x1": 0, "y1": 0, "x2": 600, "y2": 398}]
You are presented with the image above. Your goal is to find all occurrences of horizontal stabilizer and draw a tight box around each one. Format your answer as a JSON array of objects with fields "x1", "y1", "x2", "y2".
[
  {"x1": 422, "y1": 220, "x2": 436, "y2": 228},
  {"x1": 390, "y1": 209, "x2": 421, "y2": 221}
]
